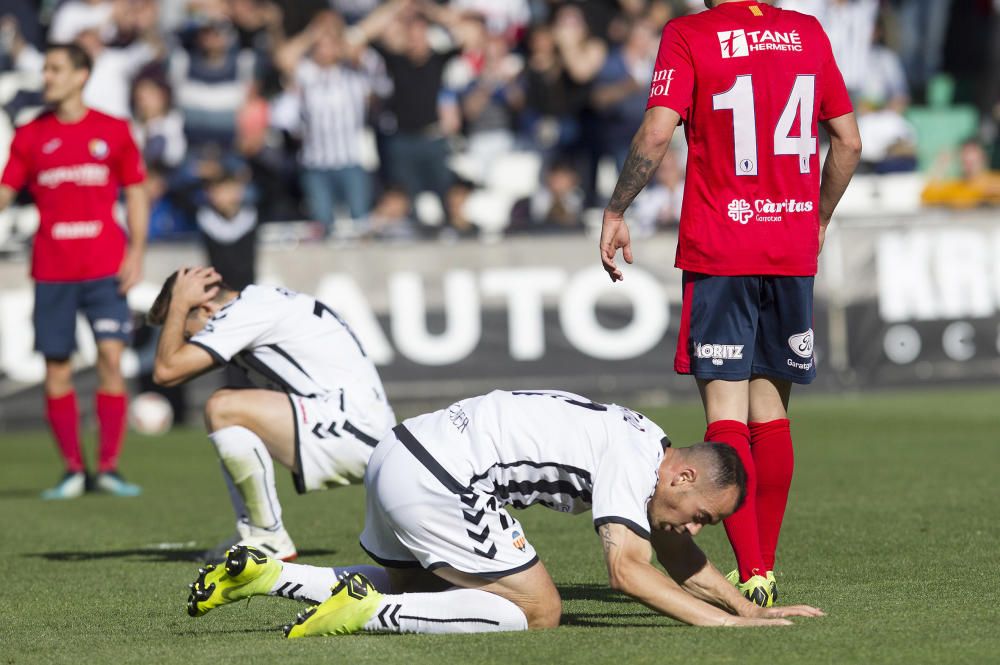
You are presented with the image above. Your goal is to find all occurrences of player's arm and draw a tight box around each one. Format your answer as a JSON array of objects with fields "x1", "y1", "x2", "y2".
[
  {"x1": 600, "y1": 106, "x2": 680, "y2": 282},
  {"x1": 153, "y1": 268, "x2": 221, "y2": 387},
  {"x1": 598, "y1": 523, "x2": 796, "y2": 627},
  {"x1": 649, "y1": 529, "x2": 824, "y2": 620},
  {"x1": 0, "y1": 185, "x2": 16, "y2": 211},
  {"x1": 118, "y1": 184, "x2": 149, "y2": 293},
  {"x1": 817, "y1": 112, "x2": 862, "y2": 254}
]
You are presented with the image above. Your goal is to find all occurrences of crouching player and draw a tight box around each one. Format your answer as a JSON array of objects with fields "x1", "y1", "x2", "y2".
[
  {"x1": 185, "y1": 389, "x2": 823, "y2": 633},
  {"x1": 149, "y1": 267, "x2": 395, "y2": 560}
]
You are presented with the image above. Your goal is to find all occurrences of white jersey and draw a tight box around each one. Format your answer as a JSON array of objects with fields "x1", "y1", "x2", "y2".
[
  {"x1": 191, "y1": 285, "x2": 388, "y2": 405},
  {"x1": 398, "y1": 389, "x2": 670, "y2": 539}
]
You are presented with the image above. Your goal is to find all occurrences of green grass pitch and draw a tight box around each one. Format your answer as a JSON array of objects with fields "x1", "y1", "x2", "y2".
[{"x1": 2, "y1": 387, "x2": 999, "y2": 664}]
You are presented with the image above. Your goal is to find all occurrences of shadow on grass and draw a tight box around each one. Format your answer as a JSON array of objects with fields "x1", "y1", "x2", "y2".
[
  {"x1": 0, "y1": 489, "x2": 45, "y2": 499},
  {"x1": 556, "y1": 582, "x2": 632, "y2": 603},
  {"x1": 561, "y1": 612, "x2": 671, "y2": 628},
  {"x1": 25, "y1": 548, "x2": 338, "y2": 563}
]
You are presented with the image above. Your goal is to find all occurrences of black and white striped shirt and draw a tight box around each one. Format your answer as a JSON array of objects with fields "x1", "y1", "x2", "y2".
[{"x1": 296, "y1": 58, "x2": 371, "y2": 169}]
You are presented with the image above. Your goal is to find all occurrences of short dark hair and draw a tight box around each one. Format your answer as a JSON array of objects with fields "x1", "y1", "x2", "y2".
[
  {"x1": 45, "y1": 43, "x2": 93, "y2": 72},
  {"x1": 147, "y1": 270, "x2": 233, "y2": 326},
  {"x1": 688, "y1": 442, "x2": 748, "y2": 512}
]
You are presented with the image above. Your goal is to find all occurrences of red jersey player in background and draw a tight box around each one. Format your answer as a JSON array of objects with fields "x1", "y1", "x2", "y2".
[
  {"x1": 0, "y1": 44, "x2": 149, "y2": 499},
  {"x1": 600, "y1": 0, "x2": 861, "y2": 605}
]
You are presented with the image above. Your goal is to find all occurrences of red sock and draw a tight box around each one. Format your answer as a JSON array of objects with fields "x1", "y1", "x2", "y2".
[
  {"x1": 45, "y1": 392, "x2": 84, "y2": 473},
  {"x1": 750, "y1": 419, "x2": 794, "y2": 572},
  {"x1": 706, "y1": 419, "x2": 765, "y2": 582},
  {"x1": 97, "y1": 392, "x2": 128, "y2": 473}
]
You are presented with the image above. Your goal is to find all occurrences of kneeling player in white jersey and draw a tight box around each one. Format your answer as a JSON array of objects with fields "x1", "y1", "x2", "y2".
[
  {"x1": 186, "y1": 389, "x2": 822, "y2": 632},
  {"x1": 149, "y1": 267, "x2": 395, "y2": 561}
]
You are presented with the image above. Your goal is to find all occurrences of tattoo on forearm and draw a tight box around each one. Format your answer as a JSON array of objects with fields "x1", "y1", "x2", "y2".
[
  {"x1": 607, "y1": 143, "x2": 657, "y2": 214},
  {"x1": 599, "y1": 525, "x2": 618, "y2": 554}
]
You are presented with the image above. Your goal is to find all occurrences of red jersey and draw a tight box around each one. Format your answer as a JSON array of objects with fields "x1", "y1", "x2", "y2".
[
  {"x1": 1, "y1": 109, "x2": 145, "y2": 282},
  {"x1": 646, "y1": 1, "x2": 852, "y2": 276}
]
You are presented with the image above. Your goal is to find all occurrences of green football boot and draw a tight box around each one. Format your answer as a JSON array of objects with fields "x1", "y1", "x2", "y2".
[
  {"x1": 284, "y1": 573, "x2": 382, "y2": 638},
  {"x1": 725, "y1": 569, "x2": 775, "y2": 608},
  {"x1": 187, "y1": 545, "x2": 281, "y2": 617}
]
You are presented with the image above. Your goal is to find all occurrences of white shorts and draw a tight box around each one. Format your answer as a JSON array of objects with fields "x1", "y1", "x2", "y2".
[
  {"x1": 289, "y1": 389, "x2": 394, "y2": 493},
  {"x1": 359, "y1": 424, "x2": 539, "y2": 578}
]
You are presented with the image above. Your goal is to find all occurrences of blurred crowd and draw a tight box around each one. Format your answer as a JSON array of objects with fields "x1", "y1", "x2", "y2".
[{"x1": 1, "y1": 0, "x2": 999, "y2": 250}]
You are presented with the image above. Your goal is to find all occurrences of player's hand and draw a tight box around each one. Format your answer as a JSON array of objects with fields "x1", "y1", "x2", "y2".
[
  {"x1": 600, "y1": 210, "x2": 632, "y2": 283},
  {"x1": 171, "y1": 267, "x2": 221, "y2": 309},
  {"x1": 117, "y1": 248, "x2": 143, "y2": 294},
  {"x1": 762, "y1": 604, "x2": 826, "y2": 619},
  {"x1": 818, "y1": 220, "x2": 830, "y2": 256},
  {"x1": 725, "y1": 616, "x2": 794, "y2": 627}
]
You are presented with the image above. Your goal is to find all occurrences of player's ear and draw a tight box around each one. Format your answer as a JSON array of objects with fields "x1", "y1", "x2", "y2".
[{"x1": 670, "y1": 466, "x2": 697, "y2": 486}]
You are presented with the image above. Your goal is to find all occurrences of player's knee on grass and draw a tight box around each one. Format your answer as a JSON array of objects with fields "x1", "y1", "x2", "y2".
[
  {"x1": 204, "y1": 389, "x2": 246, "y2": 430},
  {"x1": 518, "y1": 587, "x2": 562, "y2": 630}
]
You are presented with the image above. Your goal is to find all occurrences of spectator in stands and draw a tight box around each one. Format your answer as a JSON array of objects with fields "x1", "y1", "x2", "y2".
[
  {"x1": 921, "y1": 140, "x2": 1000, "y2": 208},
  {"x1": 276, "y1": 11, "x2": 377, "y2": 236},
  {"x1": 132, "y1": 76, "x2": 186, "y2": 170},
  {"x1": 513, "y1": 22, "x2": 590, "y2": 157},
  {"x1": 229, "y1": 0, "x2": 285, "y2": 55},
  {"x1": 349, "y1": 0, "x2": 467, "y2": 213},
  {"x1": 49, "y1": 0, "x2": 115, "y2": 44},
  {"x1": 0, "y1": 14, "x2": 43, "y2": 73},
  {"x1": 441, "y1": 178, "x2": 480, "y2": 240},
  {"x1": 169, "y1": 17, "x2": 257, "y2": 146},
  {"x1": 591, "y1": 17, "x2": 658, "y2": 171},
  {"x1": 445, "y1": 19, "x2": 523, "y2": 181},
  {"x1": 450, "y1": 0, "x2": 531, "y2": 41},
  {"x1": 856, "y1": 12, "x2": 917, "y2": 173},
  {"x1": 508, "y1": 159, "x2": 585, "y2": 234},
  {"x1": 630, "y1": 149, "x2": 684, "y2": 237},
  {"x1": 75, "y1": 17, "x2": 162, "y2": 119},
  {"x1": 197, "y1": 167, "x2": 257, "y2": 290},
  {"x1": 369, "y1": 185, "x2": 420, "y2": 241},
  {"x1": 892, "y1": 0, "x2": 953, "y2": 100}
]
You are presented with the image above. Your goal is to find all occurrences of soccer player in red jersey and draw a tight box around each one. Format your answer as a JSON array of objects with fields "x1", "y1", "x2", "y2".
[
  {"x1": 600, "y1": 0, "x2": 861, "y2": 605},
  {"x1": 0, "y1": 43, "x2": 149, "y2": 499}
]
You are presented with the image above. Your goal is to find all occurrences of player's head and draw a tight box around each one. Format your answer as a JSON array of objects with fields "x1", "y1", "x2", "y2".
[
  {"x1": 648, "y1": 442, "x2": 747, "y2": 536},
  {"x1": 147, "y1": 270, "x2": 236, "y2": 337},
  {"x1": 42, "y1": 43, "x2": 92, "y2": 105}
]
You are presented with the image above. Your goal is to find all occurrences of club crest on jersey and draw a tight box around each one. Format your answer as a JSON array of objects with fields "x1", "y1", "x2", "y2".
[
  {"x1": 718, "y1": 30, "x2": 749, "y2": 58},
  {"x1": 728, "y1": 199, "x2": 753, "y2": 224},
  {"x1": 788, "y1": 329, "x2": 814, "y2": 359},
  {"x1": 695, "y1": 343, "x2": 744, "y2": 366},
  {"x1": 511, "y1": 530, "x2": 527, "y2": 552},
  {"x1": 89, "y1": 138, "x2": 109, "y2": 159}
]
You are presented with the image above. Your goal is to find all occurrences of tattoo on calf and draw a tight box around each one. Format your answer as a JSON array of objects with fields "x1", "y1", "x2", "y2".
[{"x1": 607, "y1": 144, "x2": 656, "y2": 214}]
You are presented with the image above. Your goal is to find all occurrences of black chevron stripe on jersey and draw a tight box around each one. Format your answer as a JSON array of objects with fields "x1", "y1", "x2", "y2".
[
  {"x1": 473, "y1": 543, "x2": 497, "y2": 559},
  {"x1": 463, "y1": 508, "x2": 485, "y2": 525},
  {"x1": 466, "y1": 525, "x2": 490, "y2": 543},
  {"x1": 468, "y1": 460, "x2": 593, "y2": 486}
]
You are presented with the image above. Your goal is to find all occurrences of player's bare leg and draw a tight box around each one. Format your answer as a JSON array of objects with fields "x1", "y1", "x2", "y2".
[
  {"x1": 749, "y1": 376, "x2": 794, "y2": 585},
  {"x1": 91, "y1": 339, "x2": 140, "y2": 494},
  {"x1": 41, "y1": 358, "x2": 85, "y2": 498},
  {"x1": 204, "y1": 388, "x2": 298, "y2": 560},
  {"x1": 697, "y1": 378, "x2": 767, "y2": 599}
]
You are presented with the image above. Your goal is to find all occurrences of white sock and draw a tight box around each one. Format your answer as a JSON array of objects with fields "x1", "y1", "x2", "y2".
[
  {"x1": 269, "y1": 562, "x2": 339, "y2": 604},
  {"x1": 210, "y1": 426, "x2": 282, "y2": 530},
  {"x1": 219, "y1": 461, "x2": 248, "y2": 524},
  {"x1": 362, "y1": 589, "x2": 528, "y2": 634},
  {"x1": 333, "y1": 565, "x2": 392, "y2": 593},
  {"x1": 267, "y1": 563, "x2": 393, "y2": 604}
]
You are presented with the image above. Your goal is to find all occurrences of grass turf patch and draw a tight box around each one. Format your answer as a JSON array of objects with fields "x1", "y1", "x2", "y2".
[{"x1": 2, "y1": 387, "x2": 998, "y2": 664}]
